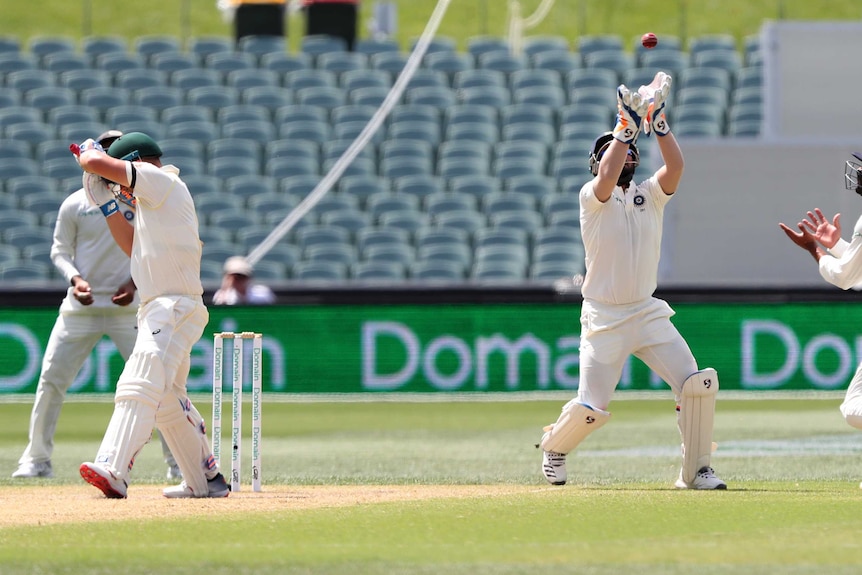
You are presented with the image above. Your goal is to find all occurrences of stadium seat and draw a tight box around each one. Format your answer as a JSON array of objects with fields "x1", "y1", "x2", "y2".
[
  {"x1": 531, "y1": 51, "x2": 582, "y2": 75},
  {"x1": 260, "y1": 51, "x2": 312, "y2": 76},
  {"x1": 447, "y1": 174, "x2": 500, "y2": 199},
  {"x1": 207, "y1": 156, "x2": 259, "y2": 178},
  {"x1": 317, "y1": 51, "x2": 368, "y2": 75},
  {"x1": 409, "y1": 259, "x2": 464, "y2": 281},
  {"x1": 187, "y1": 86, "x2": 241, "y2": 110},
  {"x1": 166, "y1": 120, "x2": 219, "y2": 143},
  {"x1": 80, "y1": 86, "x2": 131, "y2": 110},
  {"x1": 160, "y1": 106, "x2": 215, "y2": 129},
  {"x1": 506, "y1": 174, "x2": 556, "y2": 199},
  {"x1": 435, "y1": 210, "x2": 486, "y2": 235},
  {"x1": 351, "y1": 260, "x2": 405, "y2": 281},
  {"x1": 688, "y1": 33, "x2": 737, "y2": 58},
  {"x1": 366, "y1": 191, "x2": 420, "y2": 221},
  {"x1": 116, "y1": 69, "x2": 168, "y2": 91},
  {"x1": 362, "y1": 243, "x2": 415, "y2": 267},
  {"x1": 405, "y1": 86, "x2": 456, "y2": 109},
  {"x1": 467, "y1": 36, "x2": 510, "y2": 60},
  {"x1": 477, "y1": 51, "x2": 527, "y2": 75},
  {"x1": 242, "y1": 86, "x2": 294, "y2": 110},
  {"x1": 577, "y1": 35, "x2": 624, "y2": 58},
  {"x1": 150, "y1": 51, "x2": 199, "y2": 74},
  {"x1": 226, "y1": 68, "x2": 281, "y2": 91},
  {"x1": 513, "y1": 85, "x2": 566, "y2": 108},
  {"x1": 225, "y1": 175, "x2": 279, "y2": 201},
  {"x1": 42, "y1": 52, "x2": 89, "y2": 73},
  {"x1": 424, "y1": 191, "x2": 478, "y2": 218},
  {"x1": 355, "y1": 38, "x2": 400, "y2": 57},
  {"x1": 131, "y1": 85, "x2": 183, "y2": 112},
  {"x1": 28, "y1": 35, "x2": 76, "y2": 63},
  {"x1": 188, "y1": 36, "x2": 233, "y2": 60},
  {"x1": 438, "y1": 140, "x2": 492, "y2": 166},
  {"x1": 223, "y1": 120, "x2": 278, "y2": 142},
  {"x1": 453, "y1": 69, "x2": 506, "y2": 91},
  {"x1": 338, "y1": 174, "x2": 391, "y2": 206},
  {"x1": 134, "y1": 35, "x2": 182, "y2": 62},
  {"x1": 301, "y1": 35, "x2": 349, "y2": 59},
  {"x1": 417, "y1": 243, "x2": 471, "y2": 272},
  {"x1": 58, "y1": 69, "x2": 112, "y2": 95},
  {"x1": 694, "y1": 49, "x2": 743, "y2": 75},
  {"x1": 169, "y1": 68, "x2": 221, "y2": 90},
  {"x1": 237, "y1": 34, "x2": 286, "y2": 61},
  {"x1": 208, "y1": 137, "x2": 261, "y2": 165},
  {"x1": 423, "y1": 51, "x2": 474, "y2": 78},
  {"x1": 678, "y1": 67, "x2": 733, "y2": 92},
  {"x1": 297, "y1": 86, "x2": 347, "y2": 109},
  {"x1": 204, "y1": 51, "x2": 257, "y2": 75},
  {"x1": 340, "y1": 69, "x2": 391, "y2": 92},
  {"x1": 304, "y1": 243, "x2": 358, "y2": 266},
  {"x1": 0, "y1": 261, "x2": 52, "y2": 281},
  {"x1": 522, "y1": 35, "x2": 570, "y2": 59},
  {"x1": 81, "y1": 35, "x2": 128, "y2": 60},
  {"x1": 348, "y1": 86, "x2": 389, "y2": 107},
  {"x1": 474, "y1": 227, "x2": 528, "y2": 250},
  {"x1": 471, "y1": 260, "x2": 526, "y2": 281},
  {"x1": 437, "y1": 157, "x2": 488, "y2": 179},
  {"x1": 405, "y1": 68, "x2": 449, "y2": 91},
  {"x1": 369, "y1": 51, "x2": 408, "y2": 76},
  {"x1": 292, "y1": 261, "x2": 347, "y2": 281},
  {"x1": 6, "y1": 69, "x2": 56, "y2": 93},
  {"x1": 93, "y1": 52, "x2": 146, "y2": 74},
  {"x1": 458, "y1": 85, "x2": 510, "y2": 108}
]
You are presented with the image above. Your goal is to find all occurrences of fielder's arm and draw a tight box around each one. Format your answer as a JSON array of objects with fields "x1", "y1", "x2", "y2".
[{"x1": 654, "y1": 132, "x2": 684, "y2": 195}]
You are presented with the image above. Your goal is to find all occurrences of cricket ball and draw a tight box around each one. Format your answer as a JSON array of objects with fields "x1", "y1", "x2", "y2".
[{"x1": 641, "y1": 32, "x2": 658, "y2": 49}]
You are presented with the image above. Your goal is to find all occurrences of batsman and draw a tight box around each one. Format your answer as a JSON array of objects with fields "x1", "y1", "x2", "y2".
[
  {"x1": 538, "y1": 72, "x2": 727, "y2": 490},
  {"x1": 73, "y1": 132, "x2": 229, "y2": 498}
]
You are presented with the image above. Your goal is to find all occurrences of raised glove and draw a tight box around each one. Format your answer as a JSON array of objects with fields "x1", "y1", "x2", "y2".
[
  {"x1": 612, "y1": 84, "x2": 648, "y2": 144},
  {"x1": 83, "y1": 172, "x2": 120, "y2": 217},
  {"x1": 641, "y1": 72, "x2": 672, "y2": 136}
]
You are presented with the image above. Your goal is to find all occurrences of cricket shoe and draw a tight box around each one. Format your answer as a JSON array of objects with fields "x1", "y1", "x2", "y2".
[
  {"x1": 79, "y1": 462, "x2": 128, "y2": 498},
  {"x1": 674, "y1": 466, "x2": 727, "y2": 490},
  {"x1": 542, "y1": 450, "x2": 567, "y2": 485},
  {"x1": 11, "y1": 460, "x2": 53, "y2": 478},
  {"x1": 163, "y1": 473, "x2": 230, "y2": 499}
]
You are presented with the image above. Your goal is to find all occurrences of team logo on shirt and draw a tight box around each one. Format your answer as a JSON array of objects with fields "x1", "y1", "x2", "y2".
[
  {"x1": 633, "y1": 194, "x2": 645, "y2": 206},
  {"x1": 124, "y1": 210, "x2": 135, "y2": 221}
]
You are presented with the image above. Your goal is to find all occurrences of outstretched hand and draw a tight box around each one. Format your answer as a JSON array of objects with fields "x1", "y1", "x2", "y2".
[
  {"x1": 800, "y1": 208, "x2": 841, "y2": 249},
  {"x1": 778, "y1": 220, "x2": 822, "y2": 261}
]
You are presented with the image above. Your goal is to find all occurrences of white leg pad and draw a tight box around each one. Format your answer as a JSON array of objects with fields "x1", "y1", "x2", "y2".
[
  {"x1": 678, "y1": 368, "x2": 719, "y2": 484},
  {"x1": 156, "y1": 396, "x2": 213, "y2": 496},
  {"x1": 540, "y1": 401, "x2": 610, "y2": 454},
  {"x1": 94, "y1": 399, "x2": 156, "y2": 481}
]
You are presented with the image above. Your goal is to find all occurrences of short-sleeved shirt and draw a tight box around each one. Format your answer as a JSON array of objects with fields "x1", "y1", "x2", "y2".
[
  {"x1": 125, "y1": 162, "x2": 203, "y2": 302},
  {"x1": 579, "y1": 175, "x2": 672, "y2": 306}
]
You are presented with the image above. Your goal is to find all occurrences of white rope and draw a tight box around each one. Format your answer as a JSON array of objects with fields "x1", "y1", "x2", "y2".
[
  {"x1": 246, "y1": 0, "x2": 455, "y2": 267},
  {"x1": 508, "y1": 0, "x2": 557, "y2": 55}
]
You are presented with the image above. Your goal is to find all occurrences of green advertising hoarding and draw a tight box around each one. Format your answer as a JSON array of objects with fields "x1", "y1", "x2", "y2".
[{"x1": 0, "y1": 301, "x2": 860, "y2": 394}]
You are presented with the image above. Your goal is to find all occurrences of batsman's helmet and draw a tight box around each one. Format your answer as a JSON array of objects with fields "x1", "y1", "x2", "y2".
[{"x1": 107, "y1": 132, "x2": 162, "y2": 161}]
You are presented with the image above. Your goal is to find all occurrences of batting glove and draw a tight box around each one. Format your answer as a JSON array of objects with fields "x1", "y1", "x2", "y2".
[
  {"x1": 612, "y1": 85, "x2": 648, "y2": 144},
  {"x1": 70, "y1": 138, "x2": 105, "y2": 166},
  {"x1": 644, "y1": 72, "x2": 672, "y2": 137},
  {"x1": 83, "y1": 172, "x2": 120, "y2": 217}
]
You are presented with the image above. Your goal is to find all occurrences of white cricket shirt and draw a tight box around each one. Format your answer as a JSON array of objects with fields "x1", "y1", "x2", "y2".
[
  {"x1": 819, "y1": 214, "x2": 862, "y2": 289},
  {"x1": 124, "y1": 162, "x2": 203, "y2": 302},
  {"x1": 52, "y1": 188, "x2": 139, "y2": 313},
  {"x1": 579, "y1": 175, "x2": 673, "y2": 306}
]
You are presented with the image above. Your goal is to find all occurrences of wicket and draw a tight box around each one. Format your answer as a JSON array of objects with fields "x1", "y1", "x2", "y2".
[{"x1": 212, "y1": 332, "x2": 263, "y2": 492}]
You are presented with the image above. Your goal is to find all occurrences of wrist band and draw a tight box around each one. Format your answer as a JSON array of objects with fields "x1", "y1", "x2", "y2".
[{"x1": 100, "y1": 199, "x2": 119, "y2": 217}]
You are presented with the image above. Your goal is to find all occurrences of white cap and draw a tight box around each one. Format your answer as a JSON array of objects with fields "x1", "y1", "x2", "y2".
[{"x1": 223, "y1": 256, "x2": 253, "y2": 277}]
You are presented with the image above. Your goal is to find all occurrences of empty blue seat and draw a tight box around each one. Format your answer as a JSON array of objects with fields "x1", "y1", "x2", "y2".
[
  {"x1": 317, "y1": 51, "x2": 368, "y2": 75},
  {"x1": 150, "y1": 51, "x2": 199, "y2": 74},
  {"x1": 226, "y1": 68, "x2": 281, "y2": 91},
  {"x1": 116, "y1": 69, "x2": 168, "y2": 91},
  {"x1": 132, "y1": 85, "x2": 183, "y2": 112},
  {"x1": 6, "y1": 69, "x2": 55, "y2": 93},
  {"x1": 292, "y1": 260, "x2": 347, "y2": 281},
  {"x1": 134, "y1": 35, "x2": 182, "y2": 62},
  {"x1": 187, "y1": 86, "x2": 240, "y2": 109},
  {"x1": 301, "y1": 35, "x2": 349, "y2": 58},
  {"x1": 80, "y1": 87, "x2": 131, "y2": 110},
  {"x1": 58, "y1": 69, "x2": 111, "y2": 93},
  {"x1": 478, "y1": 51, "x2": 527, "y2": 75},
  {"x1": 188, "y1": 36, "x2": 232, "y2": 60},
  {"x1": 423, "y1": 51, "x2": 474, "y2": 78},
  {"x1": 242, "y1": 86, "x2": 294, "y2": 110},
  {"x1": 42, "y1": 52, "x2": 89, "y2": 73},
  {"x1": 94, "y1": 52, "x2": 146, "y2": 74},
  {"x1": 522, "y1": 36, "x2": 570, "y2": 59},
  {"x1": 577, "y1": 35, "x2": 624, "y2": 58},
  {"x1": 355, "y1": 38, "x2": 401, "y2": 57},
  {"x1": 28, "y1": 35, "x2": 76, "y2": 63},
  {"x1": 170, "y1": 68, "x2": 221, "y2": 90},
  {"x1": 204, "y1": 51, "x2": 257, "y2": 75},
  {"x1": 531, "y1": 51, "x2": 582, "y2": 75},
  {"x1": 238, "y1": 34, "x2": 286, "y2": 60},
  {"x1": 260, "y1": 51, "x2": 312, "y2": 75}
]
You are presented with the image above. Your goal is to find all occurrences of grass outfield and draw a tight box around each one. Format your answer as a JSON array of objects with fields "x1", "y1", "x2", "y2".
[
  {"x1": 5, "y1": 0, "x2": 862, "y2": 51},
  {"x1": 1, "y1": 396, "x2": 862, "y2": 574}
]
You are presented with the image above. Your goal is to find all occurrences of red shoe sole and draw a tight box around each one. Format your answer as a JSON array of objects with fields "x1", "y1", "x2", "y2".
[{"x1": 79, "y1": 464, "x2": 126, "y2": 499}]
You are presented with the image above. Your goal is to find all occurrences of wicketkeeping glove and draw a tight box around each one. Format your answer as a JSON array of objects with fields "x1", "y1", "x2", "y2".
[
  {"x1": 612, "y1": 84, "x2": 648, "y2": 144},
  {"x1": 642, "y1": 72, "x2": 672, "y2": 136}
]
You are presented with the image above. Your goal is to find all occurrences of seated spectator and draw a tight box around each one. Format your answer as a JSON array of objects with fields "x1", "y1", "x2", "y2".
[{"x1": 212, "y1": 256, "x2": 276, "y2": 305}]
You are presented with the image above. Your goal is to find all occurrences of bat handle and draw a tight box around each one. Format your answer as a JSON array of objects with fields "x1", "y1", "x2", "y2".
[{"x1": 69, "y1": 143, "x2": 81, "y2": 157}]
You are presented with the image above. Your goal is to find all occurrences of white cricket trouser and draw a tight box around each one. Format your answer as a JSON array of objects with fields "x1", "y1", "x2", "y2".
[
  {"x1": 840, "y1": 362, "x2": 862, "y2": 429},
  {"x1": 18, "y1": 311, "x2": 137, "y2": 465},
  {"x1": 95, "y1": 295, "x2": 212, "y2": 488},
  {"x1": 576, "y1": 297, "x2": 698, "y2": 409}
]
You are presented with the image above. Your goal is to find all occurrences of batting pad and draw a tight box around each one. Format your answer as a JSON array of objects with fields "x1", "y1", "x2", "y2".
[
  {"x1": 157, "y1": 397, "x2": 211, "y2": 496},
  {"x1": 679, "y1": 368, "x2": 719, "y2": 484},
  {"x1": 540, "y1": 401, "x2": 610, "y2": 454},
  {"x1": 94, "y1": 399, "x2": 156, "y2": 481}
]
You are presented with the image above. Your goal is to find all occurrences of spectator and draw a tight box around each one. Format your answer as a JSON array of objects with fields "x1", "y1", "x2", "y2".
[
  {"x1": 304, "y1": 0, "x2": 360, "y2": 51},
  {"x1": 212, "y1": 256, "x2": 276, "y2": 305}
]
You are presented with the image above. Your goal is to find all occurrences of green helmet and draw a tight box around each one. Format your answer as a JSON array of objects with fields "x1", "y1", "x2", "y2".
[{"x1": 107, "y1": 132, "x2": 162, "y2": 161}]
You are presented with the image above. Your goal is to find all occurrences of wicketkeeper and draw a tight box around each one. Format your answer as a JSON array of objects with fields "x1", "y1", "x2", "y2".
[{"x1": 538, "y1": 72, "x2": 727, "y2": 490}]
